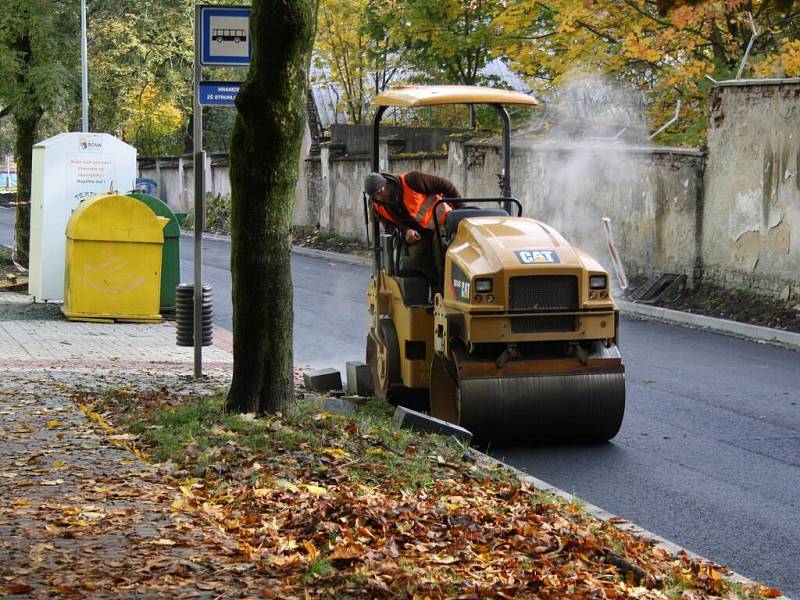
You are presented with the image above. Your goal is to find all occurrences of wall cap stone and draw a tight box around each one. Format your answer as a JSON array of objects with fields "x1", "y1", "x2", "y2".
[
  {"x1": 714, "y1": 77, "x2": 800, "y2": 88},
  {"x1": 465, "y1": 139, "x2": 704, "y2": 157}
]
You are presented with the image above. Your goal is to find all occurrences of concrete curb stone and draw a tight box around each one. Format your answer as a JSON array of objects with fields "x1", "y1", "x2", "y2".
[
  {"x1": 303, "y1": 367, "x2": 343, "y2": 392},
  {"x1": 180, "y1": 230, "x2": 232, "y2": 243},
  {"x1": 393, "y1": 406, "x2": 472, "y2": 444},
  {"x1": 180, "y1": 230, "x2": 373, "y2": 268},
  {"x1": 291, "y1": 245, "x2": 372, "y2": 267},
  {"x1": 346, "y1": 361, "x2": 374, "y2": 396},
  {"x1": 617, "y1": 300, "x2": 800, "y2": 351},
  {"x1": 323, "y1": 397, "x2": 358, "y2": 415}
]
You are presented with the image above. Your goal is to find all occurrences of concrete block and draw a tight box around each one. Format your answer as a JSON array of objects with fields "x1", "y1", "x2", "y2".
[
  {"x1": 393, "y1": 406, "x2": 472, "y2": 444},
  {"x1": 341, "y1": 395, "x2": 369, "y2": 406},
  {"x1": 346, "y1": 361, "x2": 374, "y2": 396},
  {"x1": 303, "y1": 368, "x2": 342, "y2": 392},
  {"x1": 323, "y1": 397, "x2": 357, "y2": 415}
]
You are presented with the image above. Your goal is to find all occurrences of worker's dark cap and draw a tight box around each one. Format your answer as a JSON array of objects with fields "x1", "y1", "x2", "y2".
[{"x1": 364, "y1": 172, "x2": 387, "y2": 196}]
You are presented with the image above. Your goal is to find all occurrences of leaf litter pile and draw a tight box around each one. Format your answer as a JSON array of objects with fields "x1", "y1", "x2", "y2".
[{"x1": 1, "y1": 370, "x2": 783, "y2": 599}]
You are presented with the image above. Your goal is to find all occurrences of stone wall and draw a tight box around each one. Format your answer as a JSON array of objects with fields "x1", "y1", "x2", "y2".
[
  {"x1": 450, "y1": 140, "x2": 704, "y2": 281},
  {"x1": 137, "y1": 154, "x2": 229, "y2": 214},
  {"x1": 137, "y1": 126, "x2": 311, "y2": 214},
  {"x1": 293, "y1": 140, "x2": 704, "y2": 284},
  {"x1": 702, "y1": 79, "x2": 800, "y2": 299}
]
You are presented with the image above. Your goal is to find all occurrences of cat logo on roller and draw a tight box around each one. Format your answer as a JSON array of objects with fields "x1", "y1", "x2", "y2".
[
  {"x1": 450, "y1": 263, "x2": 471, "y2": 302},
  {"x1": 515, "y1": 250, "x2": 559, "y2": 264}
]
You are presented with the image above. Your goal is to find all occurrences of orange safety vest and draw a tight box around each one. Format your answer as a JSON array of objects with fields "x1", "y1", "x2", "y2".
[{"x1": 373, "y1": 174, "x2": 452, "y2": 231}]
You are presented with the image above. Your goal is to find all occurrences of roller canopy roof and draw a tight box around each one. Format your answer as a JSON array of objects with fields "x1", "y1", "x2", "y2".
[{"x1": 373, "y1": 85, "x2": 539, "y2": 107}]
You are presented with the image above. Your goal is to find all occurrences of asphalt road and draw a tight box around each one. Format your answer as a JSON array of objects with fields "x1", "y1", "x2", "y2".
[
  {"x1": 183, "y1": 233, "x2": 369, "y2": 374},
  {"x1": 0, "y1": 207, "x2": 14, "y2": 251},
  {"x1": 2, "y1": 208, "x2": 799, "y2": 597}
]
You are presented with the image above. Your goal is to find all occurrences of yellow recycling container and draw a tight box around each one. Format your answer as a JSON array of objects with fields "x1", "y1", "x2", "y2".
[{"x1": 62, "y1": 193, "x2": 169, "y2": 323}]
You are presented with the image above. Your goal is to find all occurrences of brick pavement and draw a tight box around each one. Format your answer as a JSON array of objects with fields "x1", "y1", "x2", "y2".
[
  {"x1": 0, "y1": 293, "x2": 249, "y2": 597},
  {"x1": 0, "y1": 293, "x2": 233, "y2": 372}
]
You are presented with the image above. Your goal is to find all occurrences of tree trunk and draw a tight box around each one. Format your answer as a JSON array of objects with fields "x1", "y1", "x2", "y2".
[
  {"x1": 709, "y1": 23, "x2": 731, "y2": 68},
  {"x1": 226, "y1": 0, "x2": 318, "y2": 415},
  {"x1": 13, "y1": 108, "x2": 42, "y2": 268}
]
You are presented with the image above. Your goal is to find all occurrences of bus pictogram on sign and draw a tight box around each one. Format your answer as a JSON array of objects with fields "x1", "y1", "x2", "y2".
[{"x1": 212, "y1": 29, "x2": 246, "y2": 43}]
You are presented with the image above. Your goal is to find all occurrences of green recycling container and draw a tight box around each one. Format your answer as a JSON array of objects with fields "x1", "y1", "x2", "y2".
[{"x1": 127, "y1": 193, "x2": 181, "y2": 313}]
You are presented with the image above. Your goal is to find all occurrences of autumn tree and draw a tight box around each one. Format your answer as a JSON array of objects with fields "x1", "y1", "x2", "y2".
[
  {"x1": 314, "y1": 0, "x2": 402, "y2": 123},
  {"x1": 497, "y1": 0, "x2": 800, "y2": 145},
  {"x1": 368, "y1": 0, "x2": 509, "y2": 86},
  {"x1": 0, "y1": 0, "x2": 74, "y2": 266},
  {"x1": 87, "y1": 0, "x2": 193, "y2": 155},
  {"x1": 314, "y1": 0, "x2": 520, "y2": 125},
  {"x1": 121, "y1": 82, "x2": 185, "y2": 156},
  {"x1": 226, "y1": 0, "x2": 319, "y2": 415}
]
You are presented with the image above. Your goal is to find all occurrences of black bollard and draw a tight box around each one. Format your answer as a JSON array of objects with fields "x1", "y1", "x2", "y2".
[{"x1": 175, "y1": 283, "x2": 213, "y2": 347}]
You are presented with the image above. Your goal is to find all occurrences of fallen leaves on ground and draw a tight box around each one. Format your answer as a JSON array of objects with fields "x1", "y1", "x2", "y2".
[{"x1": 1, "y1": 369, "x2": 785, "y2": 599}]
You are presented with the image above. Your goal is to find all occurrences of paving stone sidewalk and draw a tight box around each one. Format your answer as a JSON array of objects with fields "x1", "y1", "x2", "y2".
[
  {"x1": 0, "y1": 369, "x2": 257, "y2": 598},
  {"x1": 0, "y1": 294, "x2": 256, "y2": 597},
  {"x1": 0, "y1": 294, "x2": 233, "y2": 371}
]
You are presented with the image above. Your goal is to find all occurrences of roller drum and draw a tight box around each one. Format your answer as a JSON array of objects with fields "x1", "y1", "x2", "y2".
[{"x1": 459, "y1": 372, "x2": 625, "y2": 443}]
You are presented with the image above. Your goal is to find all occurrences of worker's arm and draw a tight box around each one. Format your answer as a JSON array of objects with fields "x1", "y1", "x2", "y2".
[
  {"x1": 380, "y1": 219, "x2": 420, "y2": 243},
  {"x1": 404, "y1": 171, "x2": 461, "y2": 199},
  {"x1": 373, "y1": 206, "x2": 411, "y2": 238}
]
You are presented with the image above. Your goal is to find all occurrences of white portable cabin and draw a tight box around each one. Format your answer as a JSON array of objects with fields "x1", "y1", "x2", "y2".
[{"x1": 28, "y1": 133, "x2": 137, "y2": 302}]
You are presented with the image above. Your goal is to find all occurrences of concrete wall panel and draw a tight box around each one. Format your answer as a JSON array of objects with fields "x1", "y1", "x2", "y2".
[{"x1": 703, "y1": 81, "x2": 800, "y2": 298}]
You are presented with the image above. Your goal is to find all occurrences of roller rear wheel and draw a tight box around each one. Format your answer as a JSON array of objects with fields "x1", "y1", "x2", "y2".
[
  {"x1": 366, "y1": 319, "x2": 427, "y2": 409},
  {"x1": 366, "y1": 319, "x2": 400, "y2": 400}
]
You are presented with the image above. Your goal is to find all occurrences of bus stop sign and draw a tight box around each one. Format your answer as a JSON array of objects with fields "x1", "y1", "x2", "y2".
[{"x1": 200, "y1": 6, "x2": 251, "y2": 66}]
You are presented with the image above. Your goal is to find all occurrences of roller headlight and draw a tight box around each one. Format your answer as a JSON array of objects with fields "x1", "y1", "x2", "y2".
[
  {"x1": 475, "y1": 278, "x2": 493, "y2": 293},
  {"x1": 589, "y1": 275, "x2": 607, "y2": 290}
]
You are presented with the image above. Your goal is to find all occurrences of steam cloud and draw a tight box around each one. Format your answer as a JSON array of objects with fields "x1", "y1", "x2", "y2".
[{"x1": 517, "y1": 71, "x2": 651, "y2": 293}]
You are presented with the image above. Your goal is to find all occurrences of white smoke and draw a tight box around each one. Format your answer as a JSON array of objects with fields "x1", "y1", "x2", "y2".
[{"x1": 518, "y1": 71, "x2": 651, "y2": 293}]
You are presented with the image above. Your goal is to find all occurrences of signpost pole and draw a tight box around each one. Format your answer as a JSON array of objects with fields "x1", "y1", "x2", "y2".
[
  {"x1": 192, "y1": 4, "x2": 250, "y2": 379},
  {"x1": 193, "y1": 5, "x2": 204, "y2": 379}
]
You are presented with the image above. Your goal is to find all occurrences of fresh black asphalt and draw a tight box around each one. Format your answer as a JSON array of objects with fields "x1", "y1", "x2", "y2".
[
  {"x1": 180, "y1": 234, "x2": 369, "y2": 375},
  {"x1": 2, "y1": 209, "x2": 798, "y2": 597}
]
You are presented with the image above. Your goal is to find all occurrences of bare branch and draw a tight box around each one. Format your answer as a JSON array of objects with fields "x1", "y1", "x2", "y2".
[{"x1": 575, "y1": 20, "x2": 619, "y2": 44}]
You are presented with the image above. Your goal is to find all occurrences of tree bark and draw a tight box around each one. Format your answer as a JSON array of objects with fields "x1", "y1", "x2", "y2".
[
  {"x1": 709, "y1": 23, "x2": 730, "y2": 68},
  {"x1": 11, "y1": 26, "x2": 42, "y2": 268},
  {"x1": 13, "y1": 108, "x2": 42, "y2": 268},
  {"x1": 226, "y1": 0, "x2": 318, "y2": 415}
]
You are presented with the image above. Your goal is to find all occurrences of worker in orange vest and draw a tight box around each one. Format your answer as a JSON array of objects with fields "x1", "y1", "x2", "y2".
[{"x1": 364, "y1": 171, "x2": 461, "y2": 289}]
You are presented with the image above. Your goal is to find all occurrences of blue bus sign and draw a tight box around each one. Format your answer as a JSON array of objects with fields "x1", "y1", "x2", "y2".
[
  {"x1": 200, "y1": 6, "x2": 251, "y2": 66},
  {"x1": 199, "y1": 82, "x2": 241, "y2": 106}
]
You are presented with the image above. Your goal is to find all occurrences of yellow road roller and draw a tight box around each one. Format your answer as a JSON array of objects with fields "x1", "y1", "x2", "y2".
[{"x1": 365, "y1": 85, "x2": 625, "y2": 442}]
